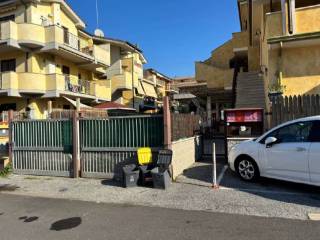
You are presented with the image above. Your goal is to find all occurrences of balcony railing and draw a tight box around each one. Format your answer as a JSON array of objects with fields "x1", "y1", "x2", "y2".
[
  {"x1": 64, "y1": 75, "x2": 91, "y2": 95},
  {"x1": 63, "y1": 29, "x2": 93, "y2": 57}
]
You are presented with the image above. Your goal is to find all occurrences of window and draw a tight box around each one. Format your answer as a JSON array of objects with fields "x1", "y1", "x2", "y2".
[
  {"x1": 261, "y1": 121, "x2": 313, "y2": 144},
  {"x1": 0, "y1": 103, "x2": 16, "y2": 112},
  {"x1": 309, "y1": 121, "x2": 320, "y2": 142},
  {"x1": 0, "y1": 15, "x2": 15, "y2": 22},
  {"x1": 62, "y1": 66, "x2": 70, "y2": 75},
  {"x1": 1, "y1": 59, "x2": 16, "y2": 72}
]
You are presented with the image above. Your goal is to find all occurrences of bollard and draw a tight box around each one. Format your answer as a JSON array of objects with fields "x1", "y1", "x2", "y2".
[{"x1": 212, "y1": 142, "x2": 219, "y2": 189}]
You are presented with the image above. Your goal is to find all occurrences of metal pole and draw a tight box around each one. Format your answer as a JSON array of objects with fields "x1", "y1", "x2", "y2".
[
  {"x1": 132, "y1": 57, "x2": 135, "y2": 110},
  {"x1": 212, "y1": 142, "x2": 219, "y2": 189},
  {"x1": 8, "y1": 110, "x2": 13, "y2": 165},
  {"x1": 72, "y1": 111, "x2": 80, "y2": 178}
]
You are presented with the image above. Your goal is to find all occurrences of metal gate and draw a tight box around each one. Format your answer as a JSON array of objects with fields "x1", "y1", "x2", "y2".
[
  {"x1": 80, "y1": 115, "x2": 164, "y2": 179},
  {"x1": 12, "y1": 119, "x2": 73, "y2": 177}
]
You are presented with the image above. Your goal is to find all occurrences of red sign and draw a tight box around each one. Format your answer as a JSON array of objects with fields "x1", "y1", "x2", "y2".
[{"x1": 226, "y1": 110, "x2": 262, "y2": 123}]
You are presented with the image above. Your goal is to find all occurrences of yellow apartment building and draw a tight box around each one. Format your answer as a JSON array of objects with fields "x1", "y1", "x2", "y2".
[
  {"x1": 104, "y1": 38, "x2": 173, "y2": 112},
  {"x1": 143, "y1": 68, "x2": 175, "y2": 109},
  {"x1": 196, "y1": 0, "x2": 320, "y2": 129},
  {"x1": 0, "y1": 0, "x2": 111, "y2": 118},
  {"x1": 103, "y1": 38, "x2": 147, "y2": 111}
]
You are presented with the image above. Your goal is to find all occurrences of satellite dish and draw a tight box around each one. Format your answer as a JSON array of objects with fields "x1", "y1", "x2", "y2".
[{"x1": 94, "y1": 29, "x2": 104, "y2": 37}]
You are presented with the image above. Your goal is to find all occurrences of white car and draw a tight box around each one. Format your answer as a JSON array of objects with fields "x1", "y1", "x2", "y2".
[{"x1": 228, "y1": 116, "x2": 320, "y2": 186}]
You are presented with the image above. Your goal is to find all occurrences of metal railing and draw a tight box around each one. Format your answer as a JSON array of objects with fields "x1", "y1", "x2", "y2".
[
  {"x1": 63, "y1": 29, "x2": 93, "y2": 56},
  {"x1": 64, "y1": 75, "x2": 91, "y2": 95}
]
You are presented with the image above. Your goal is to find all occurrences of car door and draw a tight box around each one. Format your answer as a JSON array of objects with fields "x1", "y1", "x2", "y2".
[
  {"x1": 262, "y1": 121, "x2": 312, "y2": 182},
  {"x1": 308, "y1": 121, "x2": 320, "y2": 184}
]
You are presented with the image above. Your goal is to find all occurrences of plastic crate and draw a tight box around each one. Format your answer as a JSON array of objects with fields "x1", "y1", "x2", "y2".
[
  {"x1": 157, "y1": 149, "x2": 173, "y2": 171},
  {"x1": 151, "y1": 167, "x2": 171, "y2": 190},
  {"x1": 137, "y1": 148, "x2": 153, "y2": 165},
  {"x1": 122, "y1": 164, "x2": 140, "y2": 188}
]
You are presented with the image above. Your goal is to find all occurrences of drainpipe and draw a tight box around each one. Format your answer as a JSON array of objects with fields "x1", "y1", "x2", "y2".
[
  {"x1": 281, "y1": 0, "x2": 287, "y2": 35},
  {"x1": 248, "y1": 0, "x2": 253, "y2": 46},
  {"x1": 279, "y1": 42, "x2": 283, "y2": 87},
  {"x1": 288, "y1": 0, "x2": 296, "y2": 34},
  {"x1": 131, "y1": 56, "x2": 135, "y2": 109},
  {"x1": 20, "y1": 0, "x2": 28, "y2": 23}
]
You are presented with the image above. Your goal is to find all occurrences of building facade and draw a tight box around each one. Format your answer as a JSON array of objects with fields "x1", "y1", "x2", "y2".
[
  {"x1": 196, "y1": 0, "x2": 320, "y2": 129},
  {"x1": 0, "y1": 0, "x2": 112, "y2": 118}
]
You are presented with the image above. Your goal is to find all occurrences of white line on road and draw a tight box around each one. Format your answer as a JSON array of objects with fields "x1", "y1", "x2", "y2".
[
  {"x1": 218, "y1": 186, "x2": 311, "y2": 196},
  {"x1": 217, "y1": 165, "x2": 229, "y2": 186}
]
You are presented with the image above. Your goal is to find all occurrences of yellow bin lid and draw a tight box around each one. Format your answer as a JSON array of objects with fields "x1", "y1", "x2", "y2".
[{"x1": 137, "y1": 147, "x2": 153, "y2": 165}]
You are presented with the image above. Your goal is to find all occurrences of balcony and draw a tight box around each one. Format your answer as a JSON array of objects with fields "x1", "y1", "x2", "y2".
[
  {"x1": 266, "y1": 5, "x2": 320, "y2": 40},
  {"x1": 0, "y1": 72, "x2": 111, "y2": 101},
  {"x1": 0, "y1": 21, "x2": 110, "y2": 68},
  {"x1": 63, "y1": 75, "x2": 111, "y2": 100},
  {"x1": 111, "y1": 70, "x2": 139, "y2": 93}
]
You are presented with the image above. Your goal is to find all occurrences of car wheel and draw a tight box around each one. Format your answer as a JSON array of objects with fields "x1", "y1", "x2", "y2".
[{"x1": 236, "y1": 158, "x2": 259, "y2": 182}]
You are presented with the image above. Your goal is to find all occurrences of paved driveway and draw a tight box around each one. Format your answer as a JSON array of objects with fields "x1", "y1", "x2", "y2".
[{"x1": 1, "y1": 163, "x2": 320, "y2": 220}]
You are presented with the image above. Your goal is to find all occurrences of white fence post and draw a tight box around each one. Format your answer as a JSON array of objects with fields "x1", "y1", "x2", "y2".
[{"x1": 212, "y1": 142, "x2": 219, "y2": 189}]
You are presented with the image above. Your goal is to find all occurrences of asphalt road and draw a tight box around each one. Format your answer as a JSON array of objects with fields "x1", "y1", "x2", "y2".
[{"x1": 0, "y1": 194, "x2": 320, "y2": 240}]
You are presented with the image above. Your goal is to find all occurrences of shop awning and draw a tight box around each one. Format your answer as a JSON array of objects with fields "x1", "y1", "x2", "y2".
[
  {"x1": 63, "y1": 97, "x2": 92, "y2": 109},
  {"x1": 141, "y1": 81, "x2": 158, "y2": 98}
]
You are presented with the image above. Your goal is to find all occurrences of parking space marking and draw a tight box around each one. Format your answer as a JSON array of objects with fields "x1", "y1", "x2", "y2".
[
  {"x1": 217, "y1": 165, "x2": 229, "y2": 186},
  {"x1": 218, "y1": 186, "x2": 311, "y2": 196}
]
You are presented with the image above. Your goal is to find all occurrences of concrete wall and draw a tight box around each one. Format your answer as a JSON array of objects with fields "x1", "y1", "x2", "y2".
[{"x1": 171, "y1": 136, "x2": 201, "y2": 180}]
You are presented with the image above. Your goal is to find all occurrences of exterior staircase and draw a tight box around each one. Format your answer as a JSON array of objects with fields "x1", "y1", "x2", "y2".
[{"x1": 235, "y1": 71, "x2": 266, "y2": 109}]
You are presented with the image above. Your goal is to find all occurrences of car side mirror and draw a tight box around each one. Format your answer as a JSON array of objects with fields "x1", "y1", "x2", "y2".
[{"x1": 265, "y1": 137, "x2": 278, "y2": 148}]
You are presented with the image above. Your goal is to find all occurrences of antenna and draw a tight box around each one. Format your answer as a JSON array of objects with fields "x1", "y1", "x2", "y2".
[
  {"x1": 94, "y1": 0, "x2": 105, "y2": 38},
  {"x1": 95, "y1": 0, "x2": 99, "y2": 29}
]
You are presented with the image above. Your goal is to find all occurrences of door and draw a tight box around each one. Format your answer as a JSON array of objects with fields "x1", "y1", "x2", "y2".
[
  {"x1": 308, "y1": 121, "x2": 320, "y2": 184},
  {"x1": 262, "y1": 121, "x2": 312, "y2": 182}
]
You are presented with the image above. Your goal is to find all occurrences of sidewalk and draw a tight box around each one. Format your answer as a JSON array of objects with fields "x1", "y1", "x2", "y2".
[{"x1": 1, "y1": 166, "x2": 320, "y2": 220}]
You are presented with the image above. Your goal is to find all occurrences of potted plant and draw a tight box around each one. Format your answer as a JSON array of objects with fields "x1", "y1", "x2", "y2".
[{"x1": 268, "y1": 80, "x2": 286, "y2": 102}]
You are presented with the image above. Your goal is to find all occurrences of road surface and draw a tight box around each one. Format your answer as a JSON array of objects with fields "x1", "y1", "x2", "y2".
[{"x1": 0, "y1": 193, "x2": 319, "y2": 240}]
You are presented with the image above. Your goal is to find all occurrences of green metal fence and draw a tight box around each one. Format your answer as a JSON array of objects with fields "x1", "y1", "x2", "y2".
[
  {"x1": 80, "y1": 115, "x2": 164, "y2": 178},
  {"x1": 11, "y1": 115, "x2": 164, "y2": 179},
  {"x1": 12, "y1": 120, "x2": 73, "y2": 177}
]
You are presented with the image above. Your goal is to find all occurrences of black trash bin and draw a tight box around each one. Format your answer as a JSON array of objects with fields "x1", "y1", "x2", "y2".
[
  {"x1": 157, "y1": 149, "x2": 173, "y2": 173},
  {"x1": 139, "y1": 164, "x2": 155, "y2": 186},
  {"x1": 151, "y1": 167, "x2": 171, "y2": 190},
  {"x1": 122, "y1": 164, "x2": 139, "y2": 188},
  {"x1": 151, "y1": 149, "x2": 173, "y2": 190}
]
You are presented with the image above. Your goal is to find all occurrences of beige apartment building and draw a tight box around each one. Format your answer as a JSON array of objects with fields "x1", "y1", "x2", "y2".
[
  {"x1": 0, "y1": 0, "x2": 172, "y2": 118},
  {"x1": 0, "y1": 0, "x2": 111, "y2": 118},
  {"x1": 196, "y1": 0, "x2": 320, "y2": 128}
]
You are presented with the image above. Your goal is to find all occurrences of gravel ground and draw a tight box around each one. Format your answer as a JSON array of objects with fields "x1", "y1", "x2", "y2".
[{"x1": 1, "y1": 162, "x2": 320, "y2": 220}]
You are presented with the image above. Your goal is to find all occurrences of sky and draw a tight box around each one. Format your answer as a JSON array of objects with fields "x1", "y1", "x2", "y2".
[{"x1": 67, "y1": 0, "x2": 240, "y2": 78}]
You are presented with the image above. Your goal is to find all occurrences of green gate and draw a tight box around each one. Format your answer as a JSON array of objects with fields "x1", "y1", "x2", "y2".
[
  {"x1": 80, "y1": 115, "x2": 164, "y2": 178},
  {"x1": 12, "y1": 120, "x2": 73, "y2": 177}
]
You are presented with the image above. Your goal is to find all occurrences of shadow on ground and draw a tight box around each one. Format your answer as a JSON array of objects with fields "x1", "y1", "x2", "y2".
[
  {"x1": 50, "y1": 217, "x2": 82, "y2": 231},
  {"x1": 0, "y1": 184, "x2": 19, "y2": 192},
  {"x1": 101, "y1": 179, "x2": 123, "y2": 188},
  {"x1": 181, "y1": 161, "x2": 320, "y2": 208}
]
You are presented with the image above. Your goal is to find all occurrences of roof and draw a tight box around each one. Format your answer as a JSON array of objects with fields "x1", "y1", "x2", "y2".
[
  {"x1": 144, "y1": 68, "x2": 172, "y2": 82},
  {"x1": 94, "y1": 102, "x2": 136, "y2": 111},
  {"x1": 173, "y1": 93, "x2": 196, "y2": 100},
  {"x1": 91, "y1": 36, "x2": 147, "y2": 64}
]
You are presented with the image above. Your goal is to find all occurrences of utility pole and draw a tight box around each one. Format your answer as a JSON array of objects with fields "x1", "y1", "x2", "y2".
[{"x1": 132, "y1": 56, "x2": 135, "y2": 109}]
